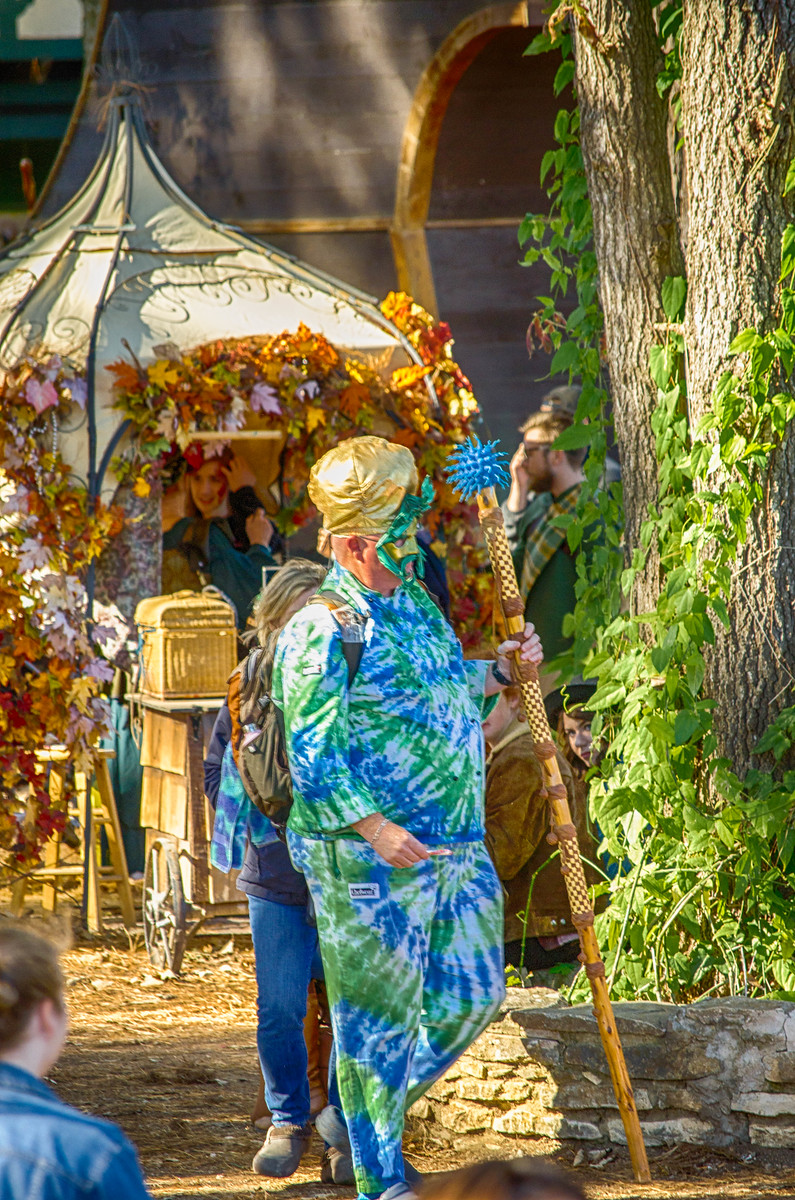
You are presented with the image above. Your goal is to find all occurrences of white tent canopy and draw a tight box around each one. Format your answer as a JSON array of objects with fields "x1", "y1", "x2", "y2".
[{"x1": 0, "y1": 88, "x2": 420, "y2": 501}]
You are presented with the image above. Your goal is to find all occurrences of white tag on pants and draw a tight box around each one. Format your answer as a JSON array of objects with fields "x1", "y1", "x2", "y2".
[{"x1": 348, "y1": 882, "x2": 380, "y2": 901}]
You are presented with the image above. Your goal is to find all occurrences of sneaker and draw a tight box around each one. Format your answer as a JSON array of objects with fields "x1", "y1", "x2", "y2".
[
  {"x1": 320, "y1": 1146, "x2": 355, "y2": 1185},
  {"x1": 252, "y1": 1122, "x2": 313, "y2": 1178},
  {"x1": 316, "y1": 1107, "x2": 421, "y2": 1191},
  {"x1": 380, "y1": 1186, "x2": 418, "y2": 1200}
]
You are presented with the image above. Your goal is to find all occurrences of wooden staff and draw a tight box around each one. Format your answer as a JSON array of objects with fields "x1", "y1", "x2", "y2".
[{"x1": 447, "y1": 438, "x2": 650, "y2": 1183}]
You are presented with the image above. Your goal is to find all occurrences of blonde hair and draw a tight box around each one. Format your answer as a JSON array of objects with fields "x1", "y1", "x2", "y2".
[
  {"x1": 0, "y1": 925, "x2": 64, "y2": 1052},
  {"x1": 519, "y1": 410, "x2": 587, "y2": 468},
  {"x1": 251, "y1": 558, "x2": 327, "y2": 681}
]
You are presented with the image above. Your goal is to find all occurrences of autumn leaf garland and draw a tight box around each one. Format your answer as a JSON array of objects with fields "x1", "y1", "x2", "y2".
[
  {"x1": 0, "y1": 293, "x2": 493, "y2": 865},
  {"x1": 109, "y1": 297, "x2": 491, "y2": 645}
]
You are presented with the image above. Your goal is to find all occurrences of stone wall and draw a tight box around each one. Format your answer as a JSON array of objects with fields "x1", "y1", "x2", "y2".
[{"x1": 410, "y1": 990, "x2": 795, "y2": 1152}]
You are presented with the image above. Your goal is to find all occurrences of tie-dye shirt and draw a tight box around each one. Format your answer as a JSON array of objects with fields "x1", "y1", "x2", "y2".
[{"x1": 271, "y1": 560, "x2": 490, "y2": 842}]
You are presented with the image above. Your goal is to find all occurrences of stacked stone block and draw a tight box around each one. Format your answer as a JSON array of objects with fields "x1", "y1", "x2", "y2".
[{"x1": 410, "y1": 989, "x2": 795, "y2": 1150}]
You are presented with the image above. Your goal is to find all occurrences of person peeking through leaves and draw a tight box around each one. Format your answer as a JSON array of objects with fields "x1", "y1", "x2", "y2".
[{"x1": 161, "y1": 443, "x2": 283, "y2": 628}]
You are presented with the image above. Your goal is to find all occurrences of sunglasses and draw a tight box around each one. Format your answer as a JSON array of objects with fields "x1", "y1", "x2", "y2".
[{"x1": 521, "y1": 442, "x2": 551, "y2": 460}]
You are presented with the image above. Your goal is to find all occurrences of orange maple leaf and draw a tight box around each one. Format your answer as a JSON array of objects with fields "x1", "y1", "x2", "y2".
[
  {"x1": 106, "y1": 361, "x2": 142, "y2": 391},
  {"x1": 338, "y1": 383, "x2": 370, "y2": 421},
  {"x1": 13, "y1": 634, "x2": 40, "y2": 660},
  {"x1": 391, "y1": 428, "x2": 422, "y2": 450}
]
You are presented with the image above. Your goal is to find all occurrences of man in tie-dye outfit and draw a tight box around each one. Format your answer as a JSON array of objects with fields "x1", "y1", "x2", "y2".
[{"x1": 270, "y1": 436, "x2": 543, "y2": 1200}]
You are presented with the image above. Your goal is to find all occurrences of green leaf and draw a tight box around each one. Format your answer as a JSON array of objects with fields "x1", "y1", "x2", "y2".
[
  {"x1": 674, "y1": 710, "x2": 701, "y2": 746},
  {"x1": 540, "y1": 150, "x2": 557, "y2": 187},
  {"x1": 784, "y1": 159, "x2": 795, "y2": 196},
  {"x1": 552, "y1": 421, "x2": 594, "y2": 451},
  {"x1": 550, "y1": 339, "x2": 580, "y2": 374},
  {"x1": 710, "y1": 596, "x2": 730, "y2": 628},
  {"x1": 524, "y1": 32, "x2": 552, "y2": 57},
  {"x1": 782, "y1": 224, "x2": 795, "y2": 280},
  {"x1": 729, "y1": 328, "x2": 762, "y2": 355},
  {"x1": 661, "y1": 276, "x2": 687, "y2": 323},
  {"x1": 553, "y1": 109, "x2": 571, "y2": 143},
  {"x1": 649, "y1": 344, "x2": 675, "y2": 388},
  {"x1": 553, "y1": 59, "x2": 575, "y2": 96}
]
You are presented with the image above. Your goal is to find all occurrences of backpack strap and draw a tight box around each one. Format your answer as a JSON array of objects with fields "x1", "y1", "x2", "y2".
[
  {"x1": 307, "y1": 590, "x2": 367, "y2": 687},
  {"x1": 238, "y1": 646, "x2": 269, "y2": 727}
]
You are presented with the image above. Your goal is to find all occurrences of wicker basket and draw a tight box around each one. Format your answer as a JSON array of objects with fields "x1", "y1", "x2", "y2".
[{"x1": 134, "y1": 590, "x2": 238, "y2": 699}]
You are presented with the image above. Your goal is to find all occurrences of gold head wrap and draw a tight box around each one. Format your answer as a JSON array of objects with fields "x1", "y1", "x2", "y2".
[{"x1": 309, "y1": 436, "x2": 419, "y2": 552}]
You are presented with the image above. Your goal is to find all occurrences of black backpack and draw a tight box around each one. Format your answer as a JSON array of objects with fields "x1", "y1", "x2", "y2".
[{"x1": 237, "y1": 591, "x2": 367, "y2": 835}]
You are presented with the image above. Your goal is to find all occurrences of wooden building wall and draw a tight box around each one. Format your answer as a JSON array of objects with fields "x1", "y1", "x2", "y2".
[{"x1": 40, "y1": 0, "x2": 565, "y2": 451}]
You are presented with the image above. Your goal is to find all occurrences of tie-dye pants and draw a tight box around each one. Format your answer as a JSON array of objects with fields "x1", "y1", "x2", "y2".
[{"x1": 288, "y1": 833, "x2": 505, "y2": 1199}]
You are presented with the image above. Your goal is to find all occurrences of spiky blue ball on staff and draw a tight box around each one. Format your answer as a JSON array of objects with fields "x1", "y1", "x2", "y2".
[{"x1": 445, "y1": 435, "x2": 651, "y2": 1185}]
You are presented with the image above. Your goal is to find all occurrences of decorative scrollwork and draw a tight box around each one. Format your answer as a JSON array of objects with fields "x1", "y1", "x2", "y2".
[
  {"x1": 0, "y1": 267, "x2": 37, "y2": 314},
  {"x1": 103, "y1": 264, "x2": 379, "y2": 341}
]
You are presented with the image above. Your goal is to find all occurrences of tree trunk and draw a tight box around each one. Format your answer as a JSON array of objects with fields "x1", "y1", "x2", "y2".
[
  {"x1": 571, "y1": 0, "x2": 684, "y2": 615},
  {"x1": 681, "y1": 0, "x2": 795, "y2": 772}
]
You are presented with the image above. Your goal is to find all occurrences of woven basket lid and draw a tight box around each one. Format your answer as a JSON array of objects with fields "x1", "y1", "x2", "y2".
[{"x1": 134, "y1": 590, "x2": 236, "y2": 629}]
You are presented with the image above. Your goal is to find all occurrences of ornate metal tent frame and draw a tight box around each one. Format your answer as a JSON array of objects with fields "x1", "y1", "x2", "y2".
[{"x1": 0, "y1": 58, "x2": 431, "y2": 506}]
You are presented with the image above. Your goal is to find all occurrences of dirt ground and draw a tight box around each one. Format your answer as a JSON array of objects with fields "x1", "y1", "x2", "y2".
[{"x1": 11, "y1": 909, "x2": 795, "y2": 1200}]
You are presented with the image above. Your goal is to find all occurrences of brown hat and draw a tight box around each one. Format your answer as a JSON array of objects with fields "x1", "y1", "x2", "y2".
[{"x1": 540, "y1": 385, "x2": 581, "y2": 418}]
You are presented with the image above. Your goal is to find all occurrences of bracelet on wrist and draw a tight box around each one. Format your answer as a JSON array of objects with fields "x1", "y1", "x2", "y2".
[
  {"x1": 369, "y1": 817, "x2": 389, "y2": 847},
  {"x1": 491, "y1": 659, "x2": 513, "y2": 687}
]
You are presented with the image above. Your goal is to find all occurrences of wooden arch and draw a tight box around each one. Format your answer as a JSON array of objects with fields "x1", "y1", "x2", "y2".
[{"x1": 391, "y1": 1, "x2": 548, "y2": 317}]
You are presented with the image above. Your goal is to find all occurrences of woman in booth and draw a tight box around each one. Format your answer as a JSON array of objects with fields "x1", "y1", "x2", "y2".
[{"x1": 161, "y1": 443, "x2": 282, "y2": 628}]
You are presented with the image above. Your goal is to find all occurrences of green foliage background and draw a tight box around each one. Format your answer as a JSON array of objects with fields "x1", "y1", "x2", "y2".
[{"x1": 520, "y1": 3, "x2": 795, "y2": 1002}]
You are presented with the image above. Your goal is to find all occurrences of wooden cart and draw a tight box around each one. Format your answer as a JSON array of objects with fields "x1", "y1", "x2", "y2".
[{"x1": 135, "y1": 693, "x2": 249, "y2": 974}]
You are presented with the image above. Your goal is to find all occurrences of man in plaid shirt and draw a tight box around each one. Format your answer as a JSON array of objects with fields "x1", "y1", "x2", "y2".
[{"x1": 504, "y1": 408, "x2": 588, "y2": 672}]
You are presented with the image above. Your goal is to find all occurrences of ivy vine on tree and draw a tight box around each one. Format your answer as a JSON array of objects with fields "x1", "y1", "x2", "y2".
[{"x1": 519, "y1": 0, "x2": 795, "y2": 1001}]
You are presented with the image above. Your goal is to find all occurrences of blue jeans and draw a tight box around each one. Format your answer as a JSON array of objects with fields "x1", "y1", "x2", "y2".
[{"x1": 248, "y1": 895, "x2": 325, "y2": 1126}]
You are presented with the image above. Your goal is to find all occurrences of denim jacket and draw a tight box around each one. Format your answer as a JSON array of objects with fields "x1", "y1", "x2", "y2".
[{"x1": 0, "y1": 1062, "x2": 150, "y2": 1200}]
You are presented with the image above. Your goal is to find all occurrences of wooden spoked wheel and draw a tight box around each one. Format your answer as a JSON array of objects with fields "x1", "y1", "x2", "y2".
[{"x1": 143, "y1": 839, "x2": 188, "y2": 974}]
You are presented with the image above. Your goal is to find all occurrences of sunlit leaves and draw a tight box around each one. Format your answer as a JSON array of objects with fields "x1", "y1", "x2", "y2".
[{"x1": 525, "y1": 3, "x2": 795, "y2": 1002}]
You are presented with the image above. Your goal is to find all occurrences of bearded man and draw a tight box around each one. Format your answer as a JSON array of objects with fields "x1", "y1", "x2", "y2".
[
  {"x1": 268, "y1": 435, "x2": 542, "y2": 1200},
  {"x1": 505, "y1": 410, "x2": 588, "y2": 669}
]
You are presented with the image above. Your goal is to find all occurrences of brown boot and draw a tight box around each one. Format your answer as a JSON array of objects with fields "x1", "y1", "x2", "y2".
[
  {"x1": 316, "y1": 977, "x2": 333, "y2": 1101},
  {"x1": 304, "y1": 979, "x2": 327, "y2": 1117},
  {"x1": 251, "y1": 1070, "x2": 272, "y2": 1131}
]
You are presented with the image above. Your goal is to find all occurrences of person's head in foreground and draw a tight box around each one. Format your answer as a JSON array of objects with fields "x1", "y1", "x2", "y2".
[
  {"x1": 308, "y1": 434, "x2": 434, "y2": 593},
  {"x1": 0, "y1": 924, "x2": 152, "y2": 1198},
  {"x1": 419, "y1": 1158, "x2": 587, "y2": 1200},
  {"x1": 0, "y1": 923, "x2": 67, "y2": 1076}
]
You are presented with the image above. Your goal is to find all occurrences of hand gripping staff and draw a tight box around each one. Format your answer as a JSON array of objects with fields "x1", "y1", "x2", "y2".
[{"x1": 447, "y1": 437, "x2": 651, "y2": 1184}]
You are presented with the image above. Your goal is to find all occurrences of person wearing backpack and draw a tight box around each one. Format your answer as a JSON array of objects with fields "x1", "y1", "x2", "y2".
[
  {"x1": 204, "y1": 559, "x2": 353, "y2": 1185},
  {"x1": 271, "y1": 436, "x2": 544, "y2": 1200}
]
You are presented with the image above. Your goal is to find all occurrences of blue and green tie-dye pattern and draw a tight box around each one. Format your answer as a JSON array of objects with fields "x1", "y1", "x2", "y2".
[
  {"x1": 288, "y1": 833, "x2": 505, "y2": 1197},
  {"x1": 210, "y1": 741, "x2": 278, "y2": 872},
  {"x1": 274, "y1": 559, "x2": 503, "y2": 1199},
  {"x1": 271, "y1": 560, "x2": 490, "y2": 842}
]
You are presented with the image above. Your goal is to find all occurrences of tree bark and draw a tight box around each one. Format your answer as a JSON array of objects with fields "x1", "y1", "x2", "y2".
[
  {"x1": 681, "y1": 0, "x2": 795, "y2": 772},
  {"x1": 571, "y1": 0, "x2": 684, "y2": 615}
]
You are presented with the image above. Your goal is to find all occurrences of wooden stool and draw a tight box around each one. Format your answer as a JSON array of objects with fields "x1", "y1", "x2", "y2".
[{"x1": 10, "y1": 748, "x2": 136, "y2": 932}]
